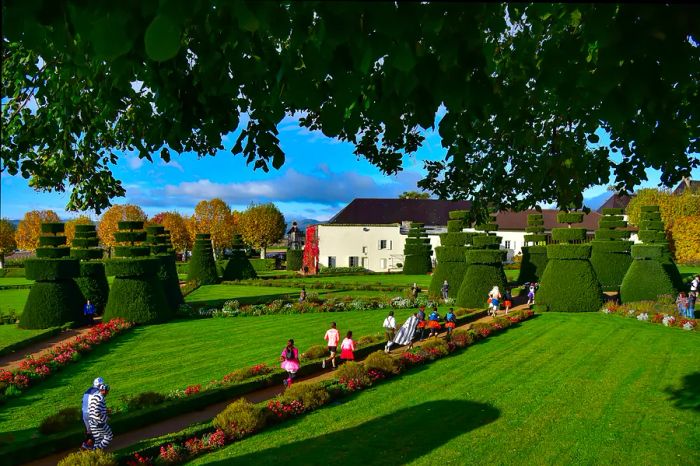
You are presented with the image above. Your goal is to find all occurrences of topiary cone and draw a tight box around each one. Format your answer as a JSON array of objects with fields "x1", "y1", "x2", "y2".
[
  {"x1": 403, "y1": 222, "x2": 432, "y2": 275},
  {"x1": 518, "y1": 213, "x2": 548, "y2": 284},
  {"x1": 428, "y1": 210, "x2": 473, "y2": 299},
  {"x1": 590, "y1": 208, "x2": 632, "y2": 291}
]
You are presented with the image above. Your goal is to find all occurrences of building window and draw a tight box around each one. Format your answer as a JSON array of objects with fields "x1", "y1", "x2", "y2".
[
  {"x1": 349, "y1": 256, "x2": 359, "y2": 267},
  {"x1": 361, "y1": 257, "x2": 368, "y2": 268},
  {"x1": 379, "y1": 240, "x2": 387, "y2": 249},
  {"x1": 328, "y1": 256, "x2": 336, "y2": 268},
  {"x1": 504, "y1": 240, "x2": 511, "y2": 249},
  {"x1": 380, "y1": 258, "x2": 387, "y2": 269},
  {"x1": 362, "y1": 246, "x2": 368, "y2": 254}
]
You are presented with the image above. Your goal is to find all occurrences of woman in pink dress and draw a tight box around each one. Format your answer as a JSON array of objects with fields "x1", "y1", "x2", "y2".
[
  {"x1": 339, "y1": 331, "x2": 356, "y2": 361},
  {"x1": 280, "y1": 339, "x2": 300, "y2": 388}
]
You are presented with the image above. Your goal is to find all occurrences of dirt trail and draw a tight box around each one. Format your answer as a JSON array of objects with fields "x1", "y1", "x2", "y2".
[{"x1": 23, "y1": 309, "x2": 525, "y2": 466}]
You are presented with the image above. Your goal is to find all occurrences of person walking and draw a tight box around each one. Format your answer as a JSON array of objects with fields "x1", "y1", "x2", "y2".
[
  {"x1": 81, "y1": 378, "x2": 112, "y2": 450},
  {"x1": 416, "y1": 305, "x2": 427, "y2": 340},
  {"x1": 280, "y1": 339, "x2": 300, "y2": 388},
  {"x1": 427, "y1": 305, "x2": 441, "y2": 338},
  {"x1": 411, "y1": 283, "x2": 419, "y2": 299},
  {"x1": 527, "y1": 283, "x2": 536, "y2": 306},
  {"x1": 83, "y1": 299, "x2": 96, "y2": 325},
  {"x1": 444, "y1": 308, "x2": 457, "y2": 336},
  {"x1": 340, "y1": 331, "x2": 356, "y2": 361},
  {"x1": 503, "y1": 289, "x2": 513, "y2": 315},
  {"x1": 383, "y1": 311, "x2": 397, "y2": 343},
  {"x1": 690, "y1": 275, "x2": 699, "y2": 294},
  {"x1": 386, "y1": 312, "x2": 419, "y2": 353},
  {"x1": 676, "y1": 292, "x2": 689, "y2": 318},
  {"x1": 441, "y1": 280, "x2": 450, "y2": 301},
  {"x1": 299, "y1": 286, "x2": 307, "y2": 303},
  {"x1": 488, "y1": 286, "x2": 502, "y2": 317},
  {"x1": 688, "y1": 292, "x2": 696, "y2": 319},
  {"x1": 322, "y1": 322, "x2": 340, "y2": 369}
]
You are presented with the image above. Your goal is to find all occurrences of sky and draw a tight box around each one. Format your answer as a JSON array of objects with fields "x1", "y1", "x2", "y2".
[{"x1": 1, "y1": 112, "x2": 698, "y2": 223}]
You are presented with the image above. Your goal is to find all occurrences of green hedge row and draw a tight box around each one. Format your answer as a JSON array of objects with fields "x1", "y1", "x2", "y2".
[
  {"x1": 19, "y1": 280, "x2": 84, "y2": 329},
  {"x1": 638, "y1": 230, "x2": 667, "y2": 243},
  {"x1": 221, "y1": 252, "x2": 258, "y2": 281},
  {"x1": 40, "y1": 223, "x2": 64, "y2": 234},
  {"x1": 25, "y1": 258, "x2": 80, "y2": 281},
  {"x1": 598, "y1": 220, "x2": 627, "y2": 229},
  {"x1": 75, "y1": 262, "x2": 110, "y2": 313},
  {"x1": 601, "y1": 208, "x2": 624, "y2": 215},
  {"x1": 35, "y1": 247, "x2": 70, "y2": 258},
  {"x1": 286, "y1": 250, "x2": 303, "y2": 271},
  {"x1": 537, "y1": 259, "x2": 603, "y2": 312},
  {"x1": 620, "y1": 259, "x2": 675, "y2": 302},
  {"x1": 471, "y1": 235, "x2": 500, "y2": 248},
  {"x1": 593, "y1": 229, "x2": 630, "y2": 241},
  {"x1": 557, "y1": 212, "x2": 584, "y2": 224},
  {"x1": 524, "y1": 234, "x2": 547, "y2": 244},
  {"x1": 517, "y1": 245, "x2": 548, "y2": 283},
  {"x1": 403, "y1": 223, "x2": 432, "y2": 275},
  {"x1": 38, "y1": 236, "x2": 66, "y2": 247},
  {"x1": 249, "y1": 258, "x2": 276, "y2": 272},
  {"x1": 438, "y1": 232, "x2": 470, "y2": 246},
  {"x1": 446, "y1": 220, "x2": 463, "y2": 232},
  {"x1": 546, "y1": 244, "x2": 591, "y2": 260},
  {"x1": 465, "y1": 249, "x2": 505, "y2": 265},
  {"x1": 448, "y1": 210, "x2": 469, "y2": 220},
  {"x1": 551, "y1": 228, "x2": 586, "y2": 242}
]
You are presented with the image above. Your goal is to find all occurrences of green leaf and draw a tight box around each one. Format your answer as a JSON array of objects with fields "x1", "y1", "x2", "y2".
[
  {"x1": 392, "y1": 42, "x2": 416, "y2": 72},
  {"x1": 144, "y1": 15, "x2": 181, "y2": 61},
  {"x1": 235, "y1": 2, "x2": 260, "y2": 32},
  {"x1": 90, "y1": 15, "x2": 133, "y2": 59},
  {"x1": 587, "y1": 134, "x2": 600, "y2": 144}
]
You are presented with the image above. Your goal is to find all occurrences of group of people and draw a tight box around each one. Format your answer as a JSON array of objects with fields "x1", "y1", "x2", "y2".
[
  {"x1": 677, "y1": 275, "x2": 699, "y2": 319},
  {"x1": 384, "y1": 306, "x2": 457, "y2": 352}
]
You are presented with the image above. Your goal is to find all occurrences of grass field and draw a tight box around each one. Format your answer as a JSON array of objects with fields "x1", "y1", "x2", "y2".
[
  {"x1": 679, "y1": 265, "x2": 700, "y2": 283},
  {"x1": 0, "y1": 277, "x2": 33, "y2": 286},
  {"x1": 0, "y1": 288, "x2": 30, "y2": 316},
  {"x1": 185, "y1": 285, "x2": 302, "y2": 307},
  {"x1": 258, "y1": 274, "x2": 433, "y2": 289},
  {"x1": 0, "y1": 309, "x2": 417, "y2": 443},
  {"x1": 189, "y1": 313, "x2": 700, "y2": 465},
  {"x1": 0, "y1": 325, "x2": 51, "y2": 352}
]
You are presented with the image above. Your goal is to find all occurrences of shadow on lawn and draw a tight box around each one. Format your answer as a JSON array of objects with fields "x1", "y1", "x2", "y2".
[
  {"x1": 205, "y1": 399, "x2": 499, "y2": 466},
  {"x1": 666, "y1": 372, "x2": 700, "y2": 412}
]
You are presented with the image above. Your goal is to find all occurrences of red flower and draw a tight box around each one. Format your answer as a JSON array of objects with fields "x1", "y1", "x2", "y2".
[
  {"x1": 206, "y1": 428, "x2": 226, "y2": 448},
  {"x1": 184, "y1": 384, "x2": 201, "y2": 396}
]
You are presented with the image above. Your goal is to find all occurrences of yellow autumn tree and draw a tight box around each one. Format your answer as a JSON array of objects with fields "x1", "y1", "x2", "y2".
[
  {"x1": 626, "y1": 188, "x2": 700, "y2": 228},
  {"x1": 669, "y1": 215, "x2": 700, "y2": 264},
  {"x1": 0, "y1": 219, "x2": 17, "y2": 268},
  {"x1": 150, "y1": 211, "x2": 191, "y2": 257},
  {"x1": 190, "y1": 199, "x2": 235, "y2": 258},
  {"x1": 97, "y1": 204, "x2": 147, "y2": 256},
  {"x1": 65, "y1": 215, "x2": 94, "y2": 246},
  {"x1": 15, "y1": 210, "x2": 60, "y2": 251},
  {"x1": 238, "y1": 203, "x2": 286, "y2": 258}
]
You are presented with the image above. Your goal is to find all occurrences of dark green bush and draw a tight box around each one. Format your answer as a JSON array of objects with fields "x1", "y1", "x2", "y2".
[
  {"x1": 456, "y1": 263, "x2": 507, "y2": 308},
  {"x1": 590, "y1": 246, "x2": 632, "y2": 291},
  {"x1": 557, "y1": 212, "x2": 584, "y2": 224},
  {"x1": 213, "y1": 399, "x2": 265, "y2": 440},
  {"x1": 75, "y1": 261, "x2": 109, "y2": 314},
  {"x1": 39, "y1": 407, "x2": 81, "y2": 435},
  {"x1": 527, "y1": 216, "x2": 545, "y2": 226},
  {"x1": 438, "y1": 232, "x2": 469, "y2": 246},
  {"x1": 286, "y1": 250, "x2": 303, "y2": 271},
  {"x1": 524, "y1": 234, "x2": 547, "y2": 243},
  {"x1": 106, "y1": 257, "x2": 158, "y2": 277},
  {"x1": 465, "y1": 249, "x2": 505, "y2": 265},
  {"x1": 631, "y1": 244, "x2": 662, "y2": 260},
  {"x1": 363, "y1": 350, "x2": 398, "y2": 374},
  {"x1": 594, "y1": 229, "x2": 630, "y2": 241},
  {"x1": 222, "y1": 251, "x2": 258, "y2": 280},
  {"x1": 25, "y1": 258, "x2": 80, "y2": 281},
  {"x1": 640, "y1": 205, "x2": 660, "y2": 213},
  {"x1": 103, "y1": 274, "x2": 170, "y2": 324},
  {"x1": 20, "y1": 280, "x2": 84, "y2": 328},
  {"x1": 195, "y1": 233, "x2": 211, "y2": 240},
  {"x1": 638, "y1": 230, "x2": 667, "y2": 243},
  {"x1": 518, "y1": 245, "x2": 548, "y2": 283},
  {"x1": 640, "y1": 220, "x2": 665, "y2": 231},
  {"x1": 279, "y1": 382, "x2": 330, "y2": 410},
  {"x1": 475, "y1": 222, "x2": 498, "y2": 232},
  {"x1": 41, "y1": 223, "x2": 65, "y2": 234},
  {"x1": 446, "y1": 219, "x2": 463, "y2": 232},
  {"x1": 546, "y1": 244, "x2": 592, "y2": 260},
  {"x1": 39, "y1": 235, "x2": 67, "y2": 247},
  {"x1": 71, "y1": 237, "x2": 99, "y2": 248},
  {"x1": 35, "y1": 247, "x2": 71, "y2": 258},
  {"x1": 122, "y1": 391, "x2": 167, "y2": 411},
  {"x1": 57, "y1": 450, "x2": 117, "y2": 466},
  {"x1": 117, "y1": 220, "x2": 144, "y2": 230},
  {"x1": 620, "y1": 259, "x2": 675, "y2": 303},
  {"x1": 429, "y1": 254, "x2": 467, "y2": 299},
  {"x1": 250, "y1": 258, "x2": 276, "y2": 271},
  {"x1": 429, "y1": 210, "x2": 469, "y2": 298},
  {"x1": 75, "y1": 224, "x2": 95, "y2": 233},
  {"x1": 471, "y1": 235, "x2": 501, "y2": 248},
  {"x1": 420, "y1": 338, "x2": 450, "y2": 356},
  {"x1": 188, "y1": 238, "x2": 219, "y2": 284},
  {"x1": 301, "y1": 345, "x2": 328, "y2": 360},
  {"x1": 154, "y1": 254, "x2": 184, "y2": 317},
  {"x1": 602, "y1": 208, "x2": 624, "y2": 215},
  {"x1": 551, "y1": 228, "x2": 586, "y2": 242},
  {"x1": 113, "y1": 245, "x2": 151, "y2": 257},
  {"x1": 435, "y1": 246, "x2": 466, "y2": 262},
  {"x1": 403, "y1": 223, "x2": 432, "y2": 274},
  {"x1": 448, "y1": 210, "x2": 469, "y2": 220},
  {"x1": 598, "y1": 219, "x2": 627, "y2": 229},
  {"x1": 537, "y1": 258, "x2": 603, "y2": 312}
]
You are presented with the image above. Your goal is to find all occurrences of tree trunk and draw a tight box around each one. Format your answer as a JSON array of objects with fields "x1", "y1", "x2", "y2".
[
  {"x1": 260, "y1": 247, "x2": 266, "y2": 259},
  {"x1": 0, "y1": 254, "x2": 4, "y2": 269}
]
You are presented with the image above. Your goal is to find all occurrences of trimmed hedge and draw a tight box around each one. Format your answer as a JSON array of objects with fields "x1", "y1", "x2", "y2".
[
  {"x1": 75, "y1": 224, "x2": 95, "y2": 233},
  {"x1": 41, "y1": 223, "x2": 65, "y2": 234},
  {"x1": 428, "y1": 256, "x2": 467, "y2": 299},
  {"x1": 589, "y1": 241, "x2": 631, "y2": 253},
  {"x1": 545, "y1": 244, "x2": 591, "y2": 260},
  {"x1": 448, "y1": 210, "x2": 469, "y2": 220},
  {"x1": 403, "y1": 223, "x2": 432, "y2": 274},
  {"x1": 35, "y1": 247, "x2": 71, "y2": 258},
  {"x1": 75, "y1": 261, "x2": 110, "y2": 314},
  {"x1": 154, "y1": 254, "x2": 184, "y2": 317},
  {"x1": 640, "y1": 220, "x2": 665, "y2": 231},
  {"x1": 465, "y1": 249, "x2": 505, "y2": 265},
  {"x1": 593, "y1": 229, "x2": 630, "y2": 241},
  {"x1": 104, "y1": 274, "x2": 170, "y2": 324},
  {"x1": 598, "y1": 220, "x2": 627, "y2": 229},
  {"x1": 71, "y1": 237, "x2": 99, "y2": 248},
  {"x1": 286, "y1": 250, "x2": 303, "y2": 271},
  {"x1": 435, "y1": 246, "x2": 467, "y2": 263},
  {"x1": 517, "y1": 245, "x2": 548, "y2": 283},
  {"x1": 620, "y1": 259, "x2": 675, "y2": 303},
  {"x1": 557, "y1": 212, "x2": 584, "y2": 224},
  {"x1": 640, "y1": 205, "x2": 660, "y2": 213},
  {"x1": 20, "y1": 279, "x2": 84, "y2": 329},
  {"x1": 631, "y1": 244, "x2": 662, "y2": 260},
  {"x1": 429, "y1": 209, "x2": 468, "y2": 298},
  {"x1": 601, "y1": 208, "x2": 624, "y2": 215},
  {"x1": 187, "y1": 237, "x2": 219, "y2": 285},
  {"x1": 524, "y1": 234, "x2": 547, "y2": 244},
  {"x1": 637, "y1": 230, "x2": 667, "y2": 243},
  {"x1": 551, "y1": 228, "x2": 586, "y2": 242},
  {"x1": 527, "y1": 216, "x2": 544, "y2": 226},
  {"x1": 471, "y1": 235, "x2": 500, "y2": 249},
  {"x1": 438, "y1": 232, "x2": 469, "y2": 246},
  {"x1": 536, "y1": 259, "x2": 603, "y2": 312},
  {"x1": 25, "y1": 258, "x2": 80, "y2": 281},
  {"x1": 117, "y1": 221, "x2": 144, "y2": 230},
  {"x1": 590, "y1": 246, "x2": 631, "y2": 291},
  {"x1": 39, "y1": 236, "x2": 67, "y2": 247},
  {"x1": 446, "y1": 220, "x2": 463, "y2": 232},
  {"x1": 249, "y1": 258, "x2": 275, "y2": 271},
  {"x1": 221, "y1": 252, "x2": 258, "y2": 281},
  {"x1": 456, "y1": 263, "x2": 507, "y2": 308}
]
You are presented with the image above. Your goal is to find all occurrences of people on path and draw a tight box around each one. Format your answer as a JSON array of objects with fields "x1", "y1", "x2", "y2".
[
  {"x1": 299, "y1": 286, "x2": 307, "y2": 303},
  {"x1": 383, "y1": 311, "x2": 397, "y2": 343},
  {"x1": 280, "y1": 339, "x2": 300, "y2": 388},
  {"x1": 441, "y1": 280, "x2": 449, "y2": 300},
  {"x1": 416, "y1": 306, "x2": 427, "y2": 340},
  {"x1": 503, "y1": 289, "x2": 512, "y2": 315},
  {"x1": 688, "y1": 292, "x2": 696, "y2": 319},
  {"x1": 81, "y1": 377, "x2": 112, "y2": 450},
  {"x1": 444, "y1": 308, "x2": 457, "y2": 336},
  {"x1": 527, "y1": 283, "x2": 537, "y2": 306},
  {"x1": 427, "y1": 305, "x2": 441, "y2": 338},
  {"x1": 340, "y1": 331, "x2": 356, "y2": 361},
  {"x1": 322, "y1": 322, "x2": 340, "y2": 369},
  {"x1": 385, "y1": 312, "x2": 419, "y2": 353},
  {"x1": 690, "y1": 275, "x2": 699, "y2": 294},
  {"x1": 411, "y1": 283, "x2": 419, "y2": 299},
  {"x1": 676, "y1": 292, "x2": 689, "y2": 318},
  {"x1": 83, "y1": 299, "x2": 96, "y2": 325},
  {"x1": 488, "y1": 286, "x2": 502, "y2": 317}
]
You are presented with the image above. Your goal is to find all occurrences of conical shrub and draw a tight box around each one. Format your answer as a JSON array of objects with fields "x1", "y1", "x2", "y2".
[
  {"x1": 70, "y1": 224, "x2": 109, "y2": 315},
  {"x1": 537, "y1": 212, "x2": 603, "y2": 312},
  {"x1": 518, "y1": 213, "x2": 548, "y2": 284},
  {"x1": 20, "y1": 222, "x2": 83, "y2": 329},
  {"x1": 286, "y1": 249, "x2": 303, "y2": 271},
  {"x1": 428, "y1": 210, "x2": 474, "y2": 299},
  {"x1": 456, "y1": 215, "x2": 507, "y2": 308},
  {"x1": 103, "y1": 221, "x2": 169, "y2": 324},
  {"x1": 145, "y1": 225, "x2": 183, "y2": 318},
  {"x1": 222, "y1": 234, "x2": 257, "y2": 280},
  {"x1": 402, "y1": 223, "x2": 432, "y2": 274},
  {"x1": 590, "y1": 208, "x2": 632, "y2": 291},
  {"x1": 188, "y1": 233, "x2": 219, "y2": 284}
]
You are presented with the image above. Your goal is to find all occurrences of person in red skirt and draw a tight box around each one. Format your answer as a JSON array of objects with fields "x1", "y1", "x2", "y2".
[
  {"x1": 339, "y1": 331, "x2": 356, "y2": 361},
  {"x1": 444, "y1": 308, "x2": 457, "y2": 336},
  {"x1": 416, "y1": 306, "x2": 427, "y2": 341},
  {"x1": 427, "y1": 305, "x2": 441, "y2": 338}
]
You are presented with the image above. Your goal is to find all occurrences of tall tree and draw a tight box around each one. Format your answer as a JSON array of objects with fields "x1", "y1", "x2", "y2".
[
  {"x1": 15, "y1": 210, "x2": 60, "y2": 251},
  {"x1": 2, "y1": 3, "x2": 697, "y2": 217},
  {"x1": 97, "y1": 204, "x2": 147, "y2": 256},
  {"x1": 398, "y1": 191, "x2": 431, "y2": 199},
  {"x1": 189, "y1": 199, "x2": 235, "y2": 259},
  {"x1": 238, "y1": 203, "x2": 286, "y2": 259},
  {"x1": 150, "y1": 211, "x2": 191, "y2": 258},
  {"x1": 64, "y1": 215, "x2": 94, "y2": 246},
  {"x1": 0, "y1": 219, "x2": 17, "y2": 268}
]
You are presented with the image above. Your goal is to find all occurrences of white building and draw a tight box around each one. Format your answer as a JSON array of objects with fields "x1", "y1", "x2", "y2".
[{"x1": 314, "y1": 198, "x2": 627, "y2": 272}]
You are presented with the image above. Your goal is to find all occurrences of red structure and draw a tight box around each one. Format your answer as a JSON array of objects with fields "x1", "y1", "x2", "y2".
[{"x1": 302, "y1": 225, "x2": 319, "y2": 275}]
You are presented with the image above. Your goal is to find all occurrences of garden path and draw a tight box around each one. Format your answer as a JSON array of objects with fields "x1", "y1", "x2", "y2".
[
  {"x1": 25, "y1": 308, "x2": 521, "y2": 466},
  {"x1": 0, "y1": 319, "x2": 102, "y2": 369}
]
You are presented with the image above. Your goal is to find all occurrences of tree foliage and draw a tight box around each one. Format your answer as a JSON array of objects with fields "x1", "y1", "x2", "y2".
[
  {"x1": 398, "y1": 191, "x2": 430, "y2": 199},
  {"x1": 64, "y1": 215, "x2": 94, "y2": 246},
  {"x1": 151, "y1": 211, "x2": 192, "y2": 255},
  {"x1": 15, "y1": 210, "x2": 60, "y2": 251},
  {"x1": 189, "y1": 199, "x2": 235, "y2": 258},
  {"x1": 238, "y1": 203, "x2": 286, "y2": 258},
  {"x1": 2, "y1": 3, "x2": 697, "y2": 216},
  {"x1": 669, "y1": 215, "x2": 700, "y2": 264},
  {"x1": 96, "y1": 204, "x2": 147, "y2": 254},
  {"x1": 0, "y1": 219, "x2": 18, "y2": 267}
]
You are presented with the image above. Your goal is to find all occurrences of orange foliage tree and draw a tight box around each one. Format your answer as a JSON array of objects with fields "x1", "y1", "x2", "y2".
[
  {"x1": 15, "y1": 210, "x2": 60, "y2": 251},
  {"x1": 189, "y1": 199, "x2": 235, "y2": 258},
  {"x1": 238, "y1": 203, "x2": 286, "y2": 259},
  {"x1": 0, "y1": 219, "x2": 17, "y2": 267},
  {"x1": 65, "y1": 215, "x2": 94, "y2": 246},
  {"x1": 97, "y1": 204, "x2": 147, "y2": 256},
  {"x1": 150, "y1": 211, "x2": 192, "y2": 257},
  {"x1": 669, "y1": 215, "x2": 700, "y2": 264}
]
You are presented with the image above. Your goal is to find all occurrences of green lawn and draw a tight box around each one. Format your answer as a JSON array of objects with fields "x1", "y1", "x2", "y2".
[
  {"x1": 0, "y1": 277, "x2": 33, "y2": 286},
  {"x1": 0, "y1": 288, "x2": 30, "y2": 316},
  {"x1": 189, "y1": 313, "x2": 700, "y2": 465},
  {"x1": 679, "y1": 265, "x2": 700, "y2": 283},
  {"x1": 0, "y1": 309, "x2": 417, "y2": 444},
  {"x1": 0, "y1": 325, "x2": 52, "y2": 353},
  {"x1": 258, "y1": 274, "x2": 433, "y2": 289},
  {"x1": 185, "y1": 284, "x2": 302, "y2": 307}
]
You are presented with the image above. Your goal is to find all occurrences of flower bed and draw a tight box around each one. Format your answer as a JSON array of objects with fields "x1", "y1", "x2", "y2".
[
  {"x1": 115, "y1": 309, "x2": 535, "y2": 465},
  {"x1": 0, "y1": 318, "x2": 133, "y2": 398},
  {"x1": 600, "y1": 298, "x2": 696, "y2": 331}
]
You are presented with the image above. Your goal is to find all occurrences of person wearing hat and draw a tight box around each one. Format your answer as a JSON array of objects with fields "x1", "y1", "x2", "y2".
[{"x1": 81, "y1": 377, "x2": 112, "y2": 450}]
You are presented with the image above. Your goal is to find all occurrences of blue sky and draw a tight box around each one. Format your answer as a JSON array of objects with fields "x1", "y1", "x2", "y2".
[{"x1": 1, "y1": 113, "x2": 697, "y2": 222}]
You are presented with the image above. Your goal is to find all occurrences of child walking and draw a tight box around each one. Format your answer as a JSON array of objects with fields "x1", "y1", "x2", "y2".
[
  {"x1": 322, "y1": 322, "x2": 340, "y2": 369},
  {"x1": 280, "y1": 339, "x2": 300, "y2": 388},
  {"x1": 527, "y1": 283, "x2": 536, "y2": 306},
  {"x1": 340, "y1": 331, "x2": 356, "y2": 361},
  {"x1": 427, "y1": 305, "x2": 441, "y2": 338},
  {"x1": 676, "y1": 292, "x2": 688, "y2": 317},
  {"x1": 444, "y1": 308, "x2": 457, "y2": 336},
  {"x1": 503, "y1": 289, "x2": 512, "y2": 314}
]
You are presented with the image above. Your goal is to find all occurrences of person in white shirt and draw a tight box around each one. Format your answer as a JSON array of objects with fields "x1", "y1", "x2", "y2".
[
  {"x1": 322, "y1": 322, "x2": 340, "y2": 369},
  {"x1": 383, "y1": 311, "x2": 397, "y2": 343},
  {"x1": 690, "y1": 275, "x2": 699, "y2": 293}
]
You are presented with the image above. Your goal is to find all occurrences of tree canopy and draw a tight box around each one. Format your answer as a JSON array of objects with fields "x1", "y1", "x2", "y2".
[
  {"x1": 2, "y1": 2, "x2": 698, "y2": 218},
  {"x1": 399, "y1": 191, "x2": 431, "y2": 200}
]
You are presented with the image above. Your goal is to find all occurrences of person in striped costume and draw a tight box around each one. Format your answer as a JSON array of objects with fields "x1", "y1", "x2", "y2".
[{"x1": 81, "y1": 377, "x2": 112, "y2": 450}]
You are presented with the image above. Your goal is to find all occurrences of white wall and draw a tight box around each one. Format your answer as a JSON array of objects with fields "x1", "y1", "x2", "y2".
[{"x1": 317, "y1": 225, "x2": 406, "y2": 272}]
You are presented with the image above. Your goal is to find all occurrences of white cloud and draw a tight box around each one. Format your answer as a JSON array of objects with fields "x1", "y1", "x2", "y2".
[
  {"x1": 126, "y1": 156, "x2": 144, "y2": 170},
  {"x1": 160, "y1": 160, "x2": 184, "y2": 172}
]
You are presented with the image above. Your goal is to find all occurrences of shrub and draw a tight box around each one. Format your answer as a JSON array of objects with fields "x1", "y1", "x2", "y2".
[
  {"x1": 363, "y1": 350, "x2": 398, "y2": 375},
  {"x1": 590, "y1": 248, "x2": 632, "y2": 291},
  {"x1": 122, "y1": 391, "x2": 167, "y2": 411},
  {"x1": 221, "y1": 252, "x2": 258, "y2": 281},
  {"x1": 420, "y1": 338, "x2": 450, "y2": 357},
  {"x1": 537, "y1": 247, "x2": 603, "y2": 312},
  {"x1": 450, "y1": 329, "x2": 474, "y2": 348},
  {"x1": 213, "y1": 399, "x2": 266, "y2": 440},
  {"x1": 19, "y1": 279, "x2": 84, "y2": 329},
  {"x1": 286, "y1": 249, "x2": 303, "y2": 271},
  {"x1": 336, "y1": 361, "x2": 371, "y2": 391},
  {"x1": 249, "y1": 258, "x2": 276, "y2": 271},
  {"x1": 154, "y1": 253, "x2": 184, "y2": 318},
  {"x1": 57, "y1": 450, "x2": 117, "y2": 466},
  {"x1": 188, "y1": 234, "x2": 219, "y2": 285},
  {"x1": 104, "y1": 274, "x2": 169, "y2": 324},
  {"x1": 457, "y1": 263, "x2": 507, "y2": 308},
  {"x1": 518, "y1": 245, "x2": 548, "y2": 283},
  {"x1": 357, "y1": 334, "x2": 383, "y2": 345},
  {"x1": 39, "y1": 407, "x2": 81, "y2": 435},
  {"x1": 403, "y1": 223, "x2": 432, "y2": 274},
  {"x1": 222, "y1": 364, "x2": 273, "y2": 384},
  {"x1": 301, "y1": 345, "x2": 328, "y2": 360},
  {"x1": 279, "y1": 381, "x2": 330, "y2": 411},
  {"x1": 620, "y1": 256, "x2": 676, "y2": 303},
  {"x1": 75, "y1": 261, "x2": 110, "y2": 315}
]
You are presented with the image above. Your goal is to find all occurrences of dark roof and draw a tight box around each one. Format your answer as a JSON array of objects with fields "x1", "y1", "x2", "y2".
[
  {"x1": 596, "y1": 193, "x2": 634, "y2": 213},
  {"x1": 495, "y1": 210, "x2": 602, "y2": 232},
  {"x1": 674, "y1": 180, "x2": 700, "y2": 194},
  {"x1": 328, "y1": 198, "x2": 473, "y2": 226}
]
